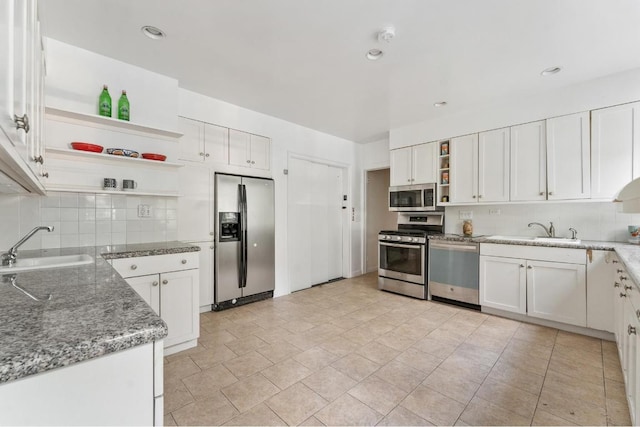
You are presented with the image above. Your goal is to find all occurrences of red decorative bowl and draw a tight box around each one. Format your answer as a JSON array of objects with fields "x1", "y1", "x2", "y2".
[
  {"x1": 141, "y1": 153, "x2": 167, "y2": 161},
  {"x1": 70, "y1": 142, "x2": 103, "y2": 153}
]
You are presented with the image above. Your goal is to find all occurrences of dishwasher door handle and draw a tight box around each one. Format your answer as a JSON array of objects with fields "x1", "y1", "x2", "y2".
[{"x1": 430, "y1": 242, "x2": 478, "y2": 252}]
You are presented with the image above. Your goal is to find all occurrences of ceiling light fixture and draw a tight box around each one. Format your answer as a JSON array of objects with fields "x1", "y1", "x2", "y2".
[
  {"x1": 141, "y1": 25, "x2": 166, "y2": 40},
  {"x1": 377, "y1": 27, "x2": 396, "y2": 43},
  {"x1": 541, "y1": 66, "x2": 561, "y2": 76},
  {"x1": 366, "y1": 49, "x2": 384, "y2": 61},
  {"x1": 434, "y1": 102, "x2": 447, "y2": 107}
]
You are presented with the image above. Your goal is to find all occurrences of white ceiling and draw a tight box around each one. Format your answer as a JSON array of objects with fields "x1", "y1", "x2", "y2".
[{"x1": 39, "y1": 0, "x2": 640, "y2": 143}]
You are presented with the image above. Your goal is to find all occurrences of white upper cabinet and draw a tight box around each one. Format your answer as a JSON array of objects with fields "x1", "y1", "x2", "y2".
[
  {"x1": 0, "y1": 0, "x2": 46, "y2": 193},
  {"x1": 450, "y1": 133, "x2": 478, "y2": 203},
  {"x1": 412, "y1": 142, "x2": 438, "y2": 185},
  {"x1": 478, "y1": 127, "x2": 510, "y2": 203},
  {"x1": 510, "y1": 121, "x2": 547, "y2": 201},
  {"x1": 389, "y1": 142, "x2": 437, "y2": 186},
  {"x1": 591, "y1": 102, "x2": 640, "y2": 199},
  {"x1": 546, "y1": 112, "x2": 590, "y2": 200},
  {"x1": 229, "y1": 129, "x2": 270, "y2": 170},
  {"x1": 390, "y1": 147, "x2": 413, "y2": 186},
  {"x1": 178, "y1": 117, "x2": 228, "y2": 164}
]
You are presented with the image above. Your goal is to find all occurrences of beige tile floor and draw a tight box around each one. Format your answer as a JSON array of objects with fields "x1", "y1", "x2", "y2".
[{"x1": 163, "y1": 273, "x2": 630, "y2": 426}]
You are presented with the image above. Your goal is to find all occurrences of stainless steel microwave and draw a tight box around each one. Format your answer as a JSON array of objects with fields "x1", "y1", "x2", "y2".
[{"x1": 389, "y1": 183, "x2": 439, "y2": 211}]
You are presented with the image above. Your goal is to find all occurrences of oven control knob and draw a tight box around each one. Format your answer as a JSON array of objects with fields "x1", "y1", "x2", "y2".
[
  {"x1": 380, "y1": 235, "x2": 387, "y2": 240},
  {"x1": 395, "y1": 236, "x2": 401, "y2": 240}
]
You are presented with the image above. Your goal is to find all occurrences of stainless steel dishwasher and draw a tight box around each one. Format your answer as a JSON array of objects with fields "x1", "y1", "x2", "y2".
[{"x1": 428, "y1": 240, "x2": 479, "y2": 305}]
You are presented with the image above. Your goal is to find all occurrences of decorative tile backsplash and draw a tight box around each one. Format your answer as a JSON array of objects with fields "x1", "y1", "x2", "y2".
[{"x1": 0, "y1": 192, "x2": 177, "y2": 250}]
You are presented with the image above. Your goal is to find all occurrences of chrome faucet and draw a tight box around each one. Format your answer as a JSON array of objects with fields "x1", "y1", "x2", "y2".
[
  {"x1": 1, "y1": 226, "x2": 54, "y2": 266},
  {"x1": 528, "y1": 222, "x2": 555, "y2": 238},
  {"x1": 569, "y1": 228, "x2": 578, "y2": 240}
]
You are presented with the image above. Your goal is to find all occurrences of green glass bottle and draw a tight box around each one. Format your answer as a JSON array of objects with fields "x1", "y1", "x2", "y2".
[
  {"x1": 98, "y1": 85, "x2": 112, "y2": 117},
  {"x1": 118, "y1": 90, "x2": 130, "y2": 121}
]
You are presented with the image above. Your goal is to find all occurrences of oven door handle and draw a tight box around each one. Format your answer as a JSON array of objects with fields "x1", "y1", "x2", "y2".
[
  {"x1": 430, "y1": 241, "x2": 479, "y2": 252},
  {"x1": 379, "y1": 241, "x2": 423, "y2": 250}
]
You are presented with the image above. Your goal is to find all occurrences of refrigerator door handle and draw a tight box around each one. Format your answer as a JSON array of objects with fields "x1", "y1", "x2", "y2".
[
  {"x1": 237, "y1": 184, "x2": 245, "y2": 289},
  {"x1": 241, "y1": 184, "x2": 248, "y2": 288}
]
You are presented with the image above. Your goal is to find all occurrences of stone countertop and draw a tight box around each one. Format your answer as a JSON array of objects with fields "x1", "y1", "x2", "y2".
[
  {"x1": 429, "y1": 234, "x2": 619, "y2": 251},
  {"x1": 0, "y1": 241, "x2": 198, "y2": 384}
]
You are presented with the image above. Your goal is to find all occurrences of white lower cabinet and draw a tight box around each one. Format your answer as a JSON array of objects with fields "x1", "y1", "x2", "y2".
[
  {"x1": 586, "y1": 250, "x2": 615, "y2": 332},
  {"x1": 479, "y1": 255, "x2": 526, "y2": 314},
  {"x1": 188, "y1": 241, "x2": 214, "y2": 311},
  {"x1": 480, "y1": 244, "x2": 586, "y2": 327},
  {"x1": 0, "y1": 342, "x2": 158, "y2": 425},
  {"x1": 111, "y1": 252, "x2": 200, "y2": 354},
  {"x1": 526, "y1": 260, "x2": 586, "y2": 327},
  {"x1": 611, "y1": 255, "x2": 640, "y2": 425}
]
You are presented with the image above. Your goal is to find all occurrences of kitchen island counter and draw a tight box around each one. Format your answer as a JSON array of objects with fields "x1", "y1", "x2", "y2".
[{"x1": 0, "y1": 241, "x2": 198, "y2": 384}]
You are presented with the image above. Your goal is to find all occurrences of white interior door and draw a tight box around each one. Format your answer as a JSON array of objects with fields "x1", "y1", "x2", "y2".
[{"x1": 288, "y1": 157, "x2": 344, "y2": 292}]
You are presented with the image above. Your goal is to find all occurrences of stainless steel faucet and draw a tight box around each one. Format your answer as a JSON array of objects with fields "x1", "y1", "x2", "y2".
[
  {"x1": 1, "y1": 226, "x2": 54, "y2": 266},
  {"x1": 528, "y1": 222, "x2": 555, "y2": 238}
]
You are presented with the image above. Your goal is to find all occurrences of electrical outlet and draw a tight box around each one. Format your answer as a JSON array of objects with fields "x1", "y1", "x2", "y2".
[
  {"x1": 489, "y1": 209, "x2": 501, "y2": 215},
  {"x1": 138, "y1": 204, "x2": 151, "y2": 218},
  {"x1": 459, "y1": 210, "x2": 473, "y2": 220}
]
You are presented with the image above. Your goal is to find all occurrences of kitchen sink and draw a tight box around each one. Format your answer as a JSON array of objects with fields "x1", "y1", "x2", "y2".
[
  {"x1": 0, "y1": 254, "x2": 94, "y2": 274},
  {"x1": 487, "y1": 235, "x2": 537, "y2": 241},
  {"x1": 534, "y1": 237, "x2": 582, "y2": 244}
]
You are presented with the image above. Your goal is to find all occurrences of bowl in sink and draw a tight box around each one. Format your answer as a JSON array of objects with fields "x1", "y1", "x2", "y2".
[{"x1": 0, "y1": 254, "x2": 94, "y2": 274}]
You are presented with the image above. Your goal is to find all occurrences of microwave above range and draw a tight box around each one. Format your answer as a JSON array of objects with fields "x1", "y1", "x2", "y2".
[{"x1": 389, "y1": 183, "x2": 442, "y2": 212}]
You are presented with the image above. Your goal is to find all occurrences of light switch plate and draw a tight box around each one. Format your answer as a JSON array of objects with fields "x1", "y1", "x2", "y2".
[
  {"x1": 489, "y1": 209, "x2": 501, "y2": 215},
  {"x1": 138, "y1": 204, "x2": 151, "y2": 218},
  {"x1": 459, "y1": 210, "x2": 473, "y2": 220}
]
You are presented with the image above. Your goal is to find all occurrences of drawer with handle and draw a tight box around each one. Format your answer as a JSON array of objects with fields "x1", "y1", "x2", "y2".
[{"x1": 111, "y1": 252, "x2": 199, "y2": 278}]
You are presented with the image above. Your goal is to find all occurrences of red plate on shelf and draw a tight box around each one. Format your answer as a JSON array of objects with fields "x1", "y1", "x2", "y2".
[
  {"x1": 70, "y1": 142, "x2": 103, "y2": 153},
  {"x1": 141, "y1": 153, "x2": 167, "y2": 161}
]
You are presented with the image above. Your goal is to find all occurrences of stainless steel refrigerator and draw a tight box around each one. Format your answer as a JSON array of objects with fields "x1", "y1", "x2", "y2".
[{"x1": 213, "y1": 173, "x2": 275, "y2": 310}]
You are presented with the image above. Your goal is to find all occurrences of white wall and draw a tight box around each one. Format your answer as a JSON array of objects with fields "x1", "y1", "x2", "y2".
[
  {"x1": 360, "y1": 138, "x2": 391, "y2": 170},
  {"x1": 390, "y1": 67, "x2": 640, "y2": 149},
  {"x1": 178, "y1": 89, "x2": 362, "y2": 297},
  {"x1": 444, "y1": 202, "x2": 640, "y2": 243},
  {"x1": 45, "y1": 38, "x2": 179, "y2": 131}
]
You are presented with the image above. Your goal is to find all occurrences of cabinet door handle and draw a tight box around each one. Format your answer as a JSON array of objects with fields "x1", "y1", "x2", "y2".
[
  {"x1": 205, "y1": 153, "x2": 210, "y2": 157},
  {"x1": 628, "y1": 325, "x2": 637, "y2": 335},
  {"x1": 181, "y1": 259, "x2": 187, "y2": 264},
  {"x1": 152, "y1": 281, "x2": 159, "y2": 287},
  {"x1": 210, "y1": 245, "x2": 214, "y2": 249},
  {"x1": 624, "y1": 285, "x2": 633, "y2": 291},
  {"x1": 209, "y1": 231, "x2": 214, "y2": 236},
  {"x1": 247, "y1": 160, "x2": 251, "y2": 164},
  {"x1": 14, "y1": 114, "x2": 30, "y2": 133},
  {"x1": 162, "y1": 279, "x2": 168, "y2": 285},
  {"x1": 539, "y1": 192, "x2": 544, "y2": 196},
  {"x1": 613, "y1": 260, "x2": 619, "y2": 264},
  {"x1": 251, "y1": 161, "x2": 255, "y2": 164},
  {"x1": 620, "y1": 292, "x2": 628, "y2": 298},
  {"x1": 478, "y1": 195, "x2": 483, "y2": 198},
  {"x1": 614, "y1": 282, "x2": 621, "y2": 288},
  {"x1": 636, "y1": 309, "x2": 640, "y2": 320},
  {"x1": 131, "y1": 264, "x2": 137, "y2": 270},
  {"x1": 199, "y1": 152, "x2": 205, "y2": 156},
  {"x1": 549, "y1": 192, "x2": 554, "y2": 196},
  {"x1": 620, "y1": 276, "x2": 628, "y2": 281},
  {"x1": 34, "y1": 155, "x2": 43, "y2": 164},
  {"x1": 527, "y1": 265, "x2": 533, "y2": 269},
  {"x1": 617, "y1": 269, "x2": 624, "y2": 273},
  {"x1": 472, "y1": 195, "x2": 476, "y2": 199},
  {"x1": 41, "y1": 172, "x2": 49, "y2": 178},
  {"x1": 519, "y1": 264, "x2": 524, "y2": 268}
]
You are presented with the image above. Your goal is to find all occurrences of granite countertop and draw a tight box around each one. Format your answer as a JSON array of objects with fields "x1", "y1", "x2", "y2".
[
  {"x1": 0, "y1": 241, "x2": 198, "y2": 384},
  {"x1": 429, "y1": 234, "x2": 619, "y2": 251}
]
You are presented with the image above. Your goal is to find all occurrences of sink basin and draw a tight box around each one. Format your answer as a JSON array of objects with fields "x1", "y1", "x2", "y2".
[
  {"x1": 0, "y1": 254, "x2": 94, "y2": 274},
  {"x1": 488, "y1": 235, "x2": 537, "y2": 242},
  {"x1": 534, "y1": 237, "x2": 582, "y2": 245}
]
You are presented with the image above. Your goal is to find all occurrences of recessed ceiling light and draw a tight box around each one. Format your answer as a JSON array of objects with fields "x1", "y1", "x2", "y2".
[
  {"x1": 366, "y1": 49, "x2": 384, "y2": 60},
  {"x1": 433, "y1": 102, "x2": 447, "y2": 107},
  {"x1": 141, "y1": 26, "x2": 166, "y2": 40},
  {"x1": 541, "y1": 66, "x2": 561, "y2": 76}
]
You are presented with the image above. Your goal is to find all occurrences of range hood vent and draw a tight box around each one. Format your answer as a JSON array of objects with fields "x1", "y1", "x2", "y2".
[{"x1": 615, "y1": 177, "x2": 640, "y2": 212}]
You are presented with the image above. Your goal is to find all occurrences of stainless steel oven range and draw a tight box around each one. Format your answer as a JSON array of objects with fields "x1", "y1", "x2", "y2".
[{"x1": 378, "y1": 212, "x2": 444, "y2": 299}]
